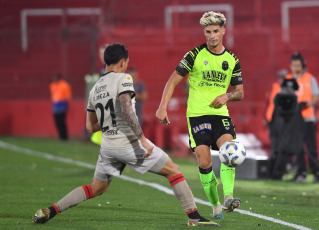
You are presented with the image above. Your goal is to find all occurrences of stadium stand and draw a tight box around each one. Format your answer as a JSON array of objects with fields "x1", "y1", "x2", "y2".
[{"x1": 1, "y1": 0, "x2": 319, "y2": 151}]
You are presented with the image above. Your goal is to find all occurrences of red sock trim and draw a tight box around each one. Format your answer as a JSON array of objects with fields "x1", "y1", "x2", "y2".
[
  {"x1": 186, "y1": 208, "x2": 197, "y2": 215},
  {"x1": 87, "y1": 184, "x2": 94, "y2": 198},
  {"x1": 169, "y1": 173, "x2": 185, "y2": 187},
  {"x1": 53, "y1": 204, "x2": 59, "y2": 214},
  {"x1": 169, "y1": 173, "x2": 183, "y2": 182},
  {"x1": 82, "y1": 185, "x2": 94, "y2": 199}
]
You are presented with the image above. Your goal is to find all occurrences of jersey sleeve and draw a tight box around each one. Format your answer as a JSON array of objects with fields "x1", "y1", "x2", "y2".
[
  {"x1": 230, "y1": 60, "x2": 243, "y2": 86},
  {"x1": 86, "y1": 90, "x2": 95, "y2": 112},
  {"x1": 176, "y1": 50, "x2": 197, "y2": 77},
  {"x1": 118, "y1": 74, "x2": 136, "y2": 98}
]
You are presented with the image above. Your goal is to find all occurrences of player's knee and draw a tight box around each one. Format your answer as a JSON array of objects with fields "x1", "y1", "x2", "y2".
[
  {"x1": 159, "y1": 159, "x2": 182, "y2": 178},
  {"x1": 198, "y1": 160, "x2": 212, "y2": 169},
  {"x1": 197, "y1": 154, "x2": 212, "y2": 169}
]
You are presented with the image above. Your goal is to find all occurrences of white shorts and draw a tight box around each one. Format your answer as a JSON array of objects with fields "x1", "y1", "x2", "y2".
[{"x1": 94, "y1": 139, "x2": 169, "y2": 182}]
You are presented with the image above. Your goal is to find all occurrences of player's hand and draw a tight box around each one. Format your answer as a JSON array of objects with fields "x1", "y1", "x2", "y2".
[
  {"x1": 210, "y1": 94, "x2": 228, "y2": 108},
  {"x1": 140, "y1": 136, "x2": 154, "y2": 158},
  {"x1": 155, "y1": 108, "x2": 170, "y2": 125}
]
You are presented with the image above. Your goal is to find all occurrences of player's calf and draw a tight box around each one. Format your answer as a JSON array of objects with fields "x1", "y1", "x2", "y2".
[{"x1": 32, "y1": 184, "x2": 95, "y2": 224}]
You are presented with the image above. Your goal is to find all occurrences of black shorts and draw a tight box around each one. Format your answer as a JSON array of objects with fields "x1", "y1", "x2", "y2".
[{"x1": 187, "y1": 115, "x2": 236, "y2": 151}]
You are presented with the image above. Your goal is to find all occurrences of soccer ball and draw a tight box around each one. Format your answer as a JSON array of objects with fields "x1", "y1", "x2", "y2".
[{"x1": 219, "y1": 140, "x2": 246, "y2": 167}]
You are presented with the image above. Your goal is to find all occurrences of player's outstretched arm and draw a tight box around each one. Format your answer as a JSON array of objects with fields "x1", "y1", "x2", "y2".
[
  {"x1": 86, "y1": 111, "x2": 101, "y2": 134},
  {"x1": 119, "y1": 92, "x2": 153, "y2": 157},
  {"x1": 156, "y1": 71, "x2": 184, "y2": 124}
]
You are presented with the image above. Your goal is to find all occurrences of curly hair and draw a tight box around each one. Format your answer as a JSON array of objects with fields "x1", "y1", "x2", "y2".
[{"x1": 200, "y1": 11, "x2": 226, "y2": 27}]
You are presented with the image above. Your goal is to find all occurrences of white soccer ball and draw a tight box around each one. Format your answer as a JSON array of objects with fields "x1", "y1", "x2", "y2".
[{"x1": 219, "y1": 140, "x2": 246, "y2": 167}]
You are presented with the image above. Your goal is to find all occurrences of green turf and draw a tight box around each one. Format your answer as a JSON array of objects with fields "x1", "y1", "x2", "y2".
[{"x1": 0, "y1": 137, "x2": 318, "y2": 229}]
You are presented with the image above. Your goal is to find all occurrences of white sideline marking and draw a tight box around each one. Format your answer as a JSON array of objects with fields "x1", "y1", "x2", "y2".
[{"x1": 0, "y1": 141, "x2": 312, "y2": 230}]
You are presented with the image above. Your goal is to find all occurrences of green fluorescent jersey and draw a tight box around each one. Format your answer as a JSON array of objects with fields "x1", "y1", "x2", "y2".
[{"x1": 176, "y1": 43, "x2": 243, "y2": 117}]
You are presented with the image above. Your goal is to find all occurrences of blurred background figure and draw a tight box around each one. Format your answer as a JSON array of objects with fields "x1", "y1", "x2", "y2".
[
  {"x1": 84, "y1": 44, "x2": 109, "y2": 143},
  {"x1": 85, "y1": 44, "x2": 108, "y2": 107},
  {"x1": 286, "y1": 53, "x2": 319, "y2": 183},
  {"x1": 265, "y1": 69, "x2": 288, "y2": 126},
  {"x1": 127, "y1": 66, "x2": 148, "y2": 127},
  {"x1": 269, "y1": 77, "x2": 304, "y2": 180},
  {"x1": 99, "y1": 44, "x2": 108, "y2": 76},
  {"x1": 50, "y1": 73, "x2": 72, "y2": 141},
  {"x1": 265, "y1": 69, "x2": 288, "y2": 177}
]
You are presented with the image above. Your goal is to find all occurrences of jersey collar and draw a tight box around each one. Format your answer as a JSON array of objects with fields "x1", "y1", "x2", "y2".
[
  {"x1": 101, "y1": 71, "x2": 115, "y2": 77},
  {"x1": 205, "y1": 44, "x2": 226, "y2": 56}
]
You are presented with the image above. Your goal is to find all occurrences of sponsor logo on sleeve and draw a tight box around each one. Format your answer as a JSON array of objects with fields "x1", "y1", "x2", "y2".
[
  {"x1": 122, "y1": 82, "x2": 133, "y2": 87},
  {"x1": 178, "y1": 62, "x2": 186, "y2": 69},
  {"x1": 237, "y1": 72, "x2": 242, "y2": 81}
]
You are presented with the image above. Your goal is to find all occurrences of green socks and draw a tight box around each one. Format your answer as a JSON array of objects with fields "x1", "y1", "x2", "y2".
[
  {"x1": 199, "y1": 164, "x2": 236, "y2": 206},
  {"x1": 199, "y1": 166, "x2": 220, "y2": 206},
  {"x1": 220, "y1": 163, "x2": 235, "y2": 197}
]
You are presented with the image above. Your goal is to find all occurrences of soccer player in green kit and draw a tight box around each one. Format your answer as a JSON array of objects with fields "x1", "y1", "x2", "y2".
[{"x1": 156, "y1": 11, "x2": 244, "y2": 219}]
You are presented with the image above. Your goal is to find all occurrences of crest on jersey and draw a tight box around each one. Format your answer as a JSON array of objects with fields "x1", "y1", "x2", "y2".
[
  {"x1": 222, "y1": 61, "x2": 229, "y2": 71},
  {"x1": 204, "y1": 61, "x2": 208, "y2": 65}
]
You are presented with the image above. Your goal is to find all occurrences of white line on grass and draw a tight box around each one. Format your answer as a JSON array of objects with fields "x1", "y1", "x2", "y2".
[{"x1": 0, "y1": 140, "x2": 312, "y2": 230}]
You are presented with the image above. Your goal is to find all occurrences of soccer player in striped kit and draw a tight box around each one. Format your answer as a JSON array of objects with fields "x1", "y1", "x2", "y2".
[{"x1": 156, "y1": 11, "x2": 244, "y2": 219}]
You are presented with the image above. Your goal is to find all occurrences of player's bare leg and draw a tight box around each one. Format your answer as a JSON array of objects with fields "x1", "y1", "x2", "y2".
[
  {"x1": 217, "y1": 134, "x2": 241, "y2": 213},
  {"x1": 194, "y1": 145, "x2": 223, "y2": 219},
  {"x1": 156, "y1": 158, "x2": 219, "y2": 226},
  {"x1": 33, "y1": 178, "x2": 111, "y2": 224}
]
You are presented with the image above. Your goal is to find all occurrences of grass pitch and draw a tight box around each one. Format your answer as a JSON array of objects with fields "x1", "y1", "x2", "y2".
[{"x1": 0, "y1": 137, "x2": 318, "y2": 229}]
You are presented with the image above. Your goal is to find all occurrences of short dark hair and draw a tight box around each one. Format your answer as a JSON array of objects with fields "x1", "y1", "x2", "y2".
[
  {"x1": 104, "y1": 43, "x2": 128, "y2": 65},
  {"x1": 291, "y1": 52, "x2": 306, "y2": 69}
]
